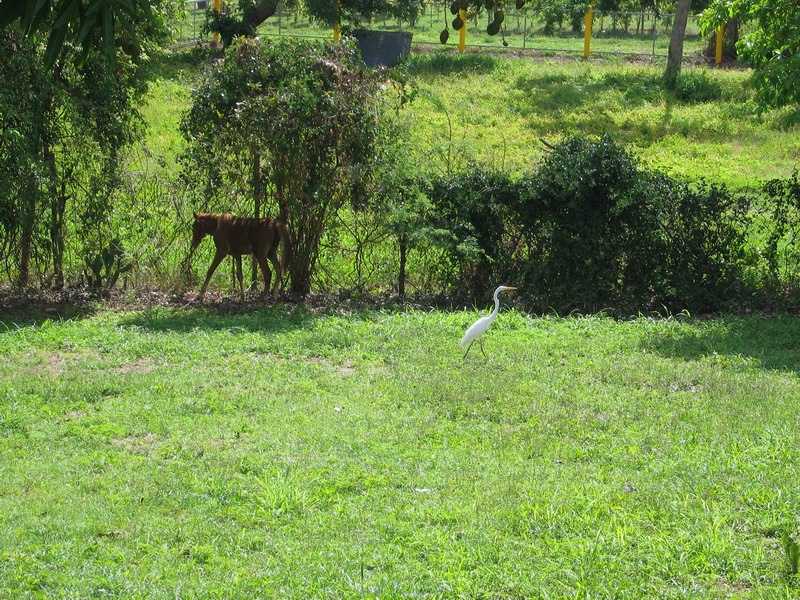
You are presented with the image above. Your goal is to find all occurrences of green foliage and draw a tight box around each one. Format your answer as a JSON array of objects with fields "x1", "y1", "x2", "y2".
[
  {"x1": 202, "y1": 0, "x2": 293, "y2": 47},
  {"x1": 657, "y1": 179, "x2": 750, "y2": 311},
  {"x1": 203, "y1": 5, "x2": 256, "y2": 47},
  {"x1": 517, "y1": 135, "x2": 666, "y2": 311},
  {"x1": 760, "y1": 171, "x2": 800, "y2": 292},
  {"x1": 784, "y1": 530, "x2": 800, "y2": 577},
  {"x1": 527, "y1": 0, "x2": 588, "y2": 35},
  {"x1": 409, "y1": 136, "x2": 751, "y2": 313},
  {"x1": 181, "y1": 38, "x2": 405, "y2": 294},
  {"x1": 0, "y1": 29, "x2": 148, "y2": 287},
  {"x1": 523, "y1": 137, "x2": 750, "y2": 313},
  {"x1": 700, "y1": 0, "x2": 800, "y2": 109},
  {"x1": 306, "y1": 0, "x2": 424, "y2": 27},
  {"x1": 82, "y1": 238, "x2": 134, "y2": 291},
  {"x1": 0, "y1": 0, "x2": 177, "y2": 67},
  {"x1": 425, "y1": 168, "x2": 520, "y2": 301}
]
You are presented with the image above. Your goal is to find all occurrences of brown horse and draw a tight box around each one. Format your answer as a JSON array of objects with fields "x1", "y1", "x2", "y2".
[{"x1": 190, "y1": 212, "x2": 292, "y2": 302}]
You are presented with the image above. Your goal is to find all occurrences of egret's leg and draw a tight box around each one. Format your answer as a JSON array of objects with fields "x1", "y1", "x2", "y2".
[
  {"x1": 479, "y1": 338, "x2": 486, "y2": 359},
  {"x1": 462, "y1": 341, "x2": 474, "y2": 359}
]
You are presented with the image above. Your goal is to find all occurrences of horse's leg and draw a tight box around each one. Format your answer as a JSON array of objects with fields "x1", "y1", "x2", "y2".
[
  {"x1": 234, "y1": 255, "x2": 244, "y2": 301},
  {"x1": 198, "y1": 248, "x2": 227, "y2": 302},
  {"x1": 267, "y1": 244, "x2": 282, "y2": 302},
  {"x1": 256, "y1": 252, "x2": 272, "y2": 303}
]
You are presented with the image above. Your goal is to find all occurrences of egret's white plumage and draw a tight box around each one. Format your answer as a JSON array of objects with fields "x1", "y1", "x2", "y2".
[{"x1": 460, "y1": 285, "x2": 517, "y2": 357}]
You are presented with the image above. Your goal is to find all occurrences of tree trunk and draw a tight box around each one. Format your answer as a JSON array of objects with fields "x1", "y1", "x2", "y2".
[
  {"x1": 725, "y1": 19, "x2": 739, "y2": 59},
  {"x1": 47, "y1": 148, "x2": 67, "y2": 290},
  {"x1": 665, "y1": 0, "x2": 692, "y2": 89},
  {"x1": 251, "y1": 150, "x2": 262, "y2": 286},
  {"x1": 398, "y1": 233, "x2": 407, "y2": 299},
  {"x1": 49, "y1": 186, "x2": 67, "y2": 290},
  {"x1": 243, "y1": 0, "x2": 278, "y2": 28},
  {"x1": 18, "y1": 176, "x2": 36, "y2": 287}
]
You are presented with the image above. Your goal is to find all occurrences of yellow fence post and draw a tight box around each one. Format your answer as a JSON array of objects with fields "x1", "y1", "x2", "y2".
[
  {"x1": 583, "y1": 7, "x2": 593, "y2": 58},
  {"x1": 715, "y1": 24, "x2": 724, "y2": 64},
  {"x1": 334, "y1": 0, "x2": 341, "y2": 42},
  {"x1": 213, "y1": 0, "x2": 221, "y2": 46},
  {"x1": 458, "y1": 9, "x2": 466, "y2": 52}
]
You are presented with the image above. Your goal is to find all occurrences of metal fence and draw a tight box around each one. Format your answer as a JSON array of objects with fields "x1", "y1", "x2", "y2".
[{"x1": 176, "y1": 2, "x2": 709, "y2": 59}]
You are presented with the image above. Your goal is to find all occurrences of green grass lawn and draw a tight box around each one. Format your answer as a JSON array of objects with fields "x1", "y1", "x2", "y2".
[
  {"x1": 403, "y1": 52, "x2": 799, "y2": 186},
  {"x1": 2, "y1": 307, "x2": 799, "y2": 596},
  {"x1": 136, "y1": 47, "x2": 799, "y2": 191}
]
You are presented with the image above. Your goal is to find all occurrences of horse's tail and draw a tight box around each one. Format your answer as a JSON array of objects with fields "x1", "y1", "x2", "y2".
[{"x1": 277, "y1": 220, "x2": 292, "y2": 273}]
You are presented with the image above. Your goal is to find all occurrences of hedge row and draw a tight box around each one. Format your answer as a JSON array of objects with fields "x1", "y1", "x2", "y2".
[{"x1": 400, "y1": 135, "x2": 799, "y2": 314}]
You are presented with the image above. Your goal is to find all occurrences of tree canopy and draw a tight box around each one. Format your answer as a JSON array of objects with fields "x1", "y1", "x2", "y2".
[{"x1": 0, "y1": 0, "x2": 176, "y2": 67}]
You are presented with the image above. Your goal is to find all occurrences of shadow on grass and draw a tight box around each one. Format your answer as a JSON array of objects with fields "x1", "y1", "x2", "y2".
[
  {"x1": 144, "y1": 45, "x2": 218, "y2": 83},
  {"x1": 0, "y1": 287, "x2": 319, "y2": 334},
  {"x1": 116, "y1": 302, "x2": 318, "y2": 334},
  {"x1": 0, "y1": 288, "x2": 102, "y2": 329},
  {"x1": 508, "y1": 68, "x2": 766, "y2": 146},
  {"x1": 408, "y1": 52, "x2": 501, "y2": 77},
  {"x1": 642, "y1": 315, "x2": 800, "y2": 373}
]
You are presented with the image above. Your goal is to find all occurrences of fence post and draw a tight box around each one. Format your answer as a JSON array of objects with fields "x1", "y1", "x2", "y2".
[
  {"x1": 213, "y1": 0, "x2": 220, "y2": 45},
  {"x1": 523, "y1": 9, "x2": 527, "y2": 49},
  {"x1": 459, "y1": 8, "x2": 467, "y2": 52},
  {"x1": 715, "y1": 23, "x2": 724, "y2": 64},
  {"x1": 583, "y1": 7, "x2": 593, "y2": 58}
]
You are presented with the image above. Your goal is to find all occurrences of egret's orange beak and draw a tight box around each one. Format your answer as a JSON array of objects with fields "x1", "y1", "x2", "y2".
[{"x1": 506, "y1": 287, "x2": 518, "y2": 291}]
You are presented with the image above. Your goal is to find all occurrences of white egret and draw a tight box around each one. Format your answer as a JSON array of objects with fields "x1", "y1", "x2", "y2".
[{"x1": 460, "y1": 285, "x2": 517, "y2": 358}]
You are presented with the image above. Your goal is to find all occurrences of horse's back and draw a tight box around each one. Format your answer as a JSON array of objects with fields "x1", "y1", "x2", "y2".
[{"x1": 215, "y1": 215, "x2": 279, "y2": 255}]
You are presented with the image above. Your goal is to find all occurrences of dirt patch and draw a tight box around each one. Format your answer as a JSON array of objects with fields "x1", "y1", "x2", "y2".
[
  {"x1": 24, "y1": 350, "x2": 102, "y2": 378},
  {"x1": 116, "y1": 359, "x2": 156, "y2": 375},
  {"x1": 111, "y1": 433, "x2": 164, "y2": 457},
  {"x1": 714, "y1": 580, "x2": 751, "y2": 594}
]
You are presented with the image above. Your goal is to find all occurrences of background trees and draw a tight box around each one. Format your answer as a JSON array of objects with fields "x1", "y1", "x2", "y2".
[
  {"x1": 0, "y1": 0, "x2": 177, "y2": 66},
  {"x1": 0, "y1": 1, "x2": 174, "y2": 288}
]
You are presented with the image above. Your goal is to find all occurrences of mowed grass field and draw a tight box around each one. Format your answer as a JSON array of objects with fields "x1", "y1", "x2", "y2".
[{"x1": 1, "y1": 307, "x2": 799, "y2": 596}]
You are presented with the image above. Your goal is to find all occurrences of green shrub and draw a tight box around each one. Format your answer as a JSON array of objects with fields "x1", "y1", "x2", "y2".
[
  {"x1": 761, "y1": 170, "x2": 800, "y2": 293},
  {"x1": 510, "y1": 135, "x2": 748, "y2": 313},
  {"x1": 656, "y1": 179, "x2": 750, "y2": 312},
  {"x1": 515, "y1": 134, "x2": 664, "y2": 312},
  {"x1": 426, "y1": 168, "x2": 519, "y2": 302}
]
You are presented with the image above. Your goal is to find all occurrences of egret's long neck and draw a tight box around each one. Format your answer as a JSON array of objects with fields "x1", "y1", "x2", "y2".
[{"x1": 490, "y1": 291, "x2": 501, "y2": 318}]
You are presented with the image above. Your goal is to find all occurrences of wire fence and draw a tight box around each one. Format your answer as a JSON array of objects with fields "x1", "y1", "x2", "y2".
[{"x1": 175, "y1": 2, "x2": 711, "y2": 59}]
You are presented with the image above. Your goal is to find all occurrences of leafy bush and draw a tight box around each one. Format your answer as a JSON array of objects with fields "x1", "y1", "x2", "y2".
[
  {"x1": 426, "y1": 168, "x2": 520, "y2": 302},
  {"x1": 656, "y1": 179, "x2": 750, "y2": 312},
  {"x1": 386, "y1": 135, "x2": 753, "y2": 314},
  {"x1": 509, "y1": 135, "x2": 747, "y2": 313},
  {"x1": 514, "y1": 135, "x2": 664, "y2": 312},
  {"x1": 760, "y1": 170, "x2": 800, "y2": 294},
  {"x1": 82, "y1": 238, "x2": 133, "y2": 291},
  {"x1": 182, "y1": 38, "x2": 400, "y2": 295}
]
